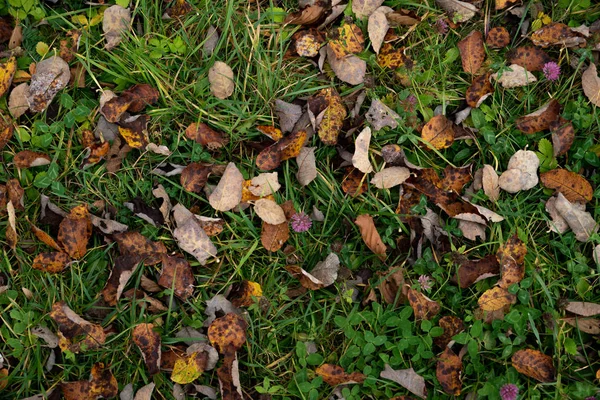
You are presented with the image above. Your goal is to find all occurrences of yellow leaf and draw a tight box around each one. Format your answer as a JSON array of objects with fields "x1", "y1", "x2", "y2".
[
  {"x1": 71, "y1": 15, "x2": 89, "y2": 26},
  {"x1": 171, "y1": 352, "x2": 205, "y2": 384},
  {"x1": 478, "y1": 287, "x2": 516, "y2": 311},
  {"x1": 0, "y1": 57, "x2": 17, "y2": 98}
]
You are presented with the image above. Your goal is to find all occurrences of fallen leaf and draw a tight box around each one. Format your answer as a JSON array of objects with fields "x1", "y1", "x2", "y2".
[
  {"x1": 531, "y1": 22, "x2": 585, "y2": 48},
  {"x1": 228, "y1": 281, "x2": 263, "y2": 307},
  {"x1": 285, "y1": 253, "x2": 340, "y2": 290},
  {"x1": 132, "y1": 323, "x2": 162, "y2": 375},
  {"x1": 352, "y1": 0, "x2": 385, "y2": 19},
  {"x1": 497, "y1": 234, "x2": 527, "y2": 289},
  {"x1": 515, "y1": 99, "x2": 561, "y2": 134},
  {"x1": 562, "y1": 317, "x2": 600, "y2": 334},
  {"x1": 8, "y1": 83, "x2": 29, "y2": 118},
  {"x1": 132, "y1": 383, "x2": 155, "y2": 400},
  {"x1": 284, "y1": 4, "x2": 325, "y2": 25},
  {"x1": 435, "y1": 0, "x2": 477, "y2": 23},
  {"x1": 387, "y1": 9, "x2": 421, "y2": 26},
  {"x1": 553, "y1": 193, "x2": 597, "y2": 242},
  {"x1": 275, "y1": 99, "x2": 303, "y2": 133},
  {"x1": 293, "y1": 29, "x2": 325, "y2": 57},
  {"x1": 481, "y1": 165, "x2": 500, "y2": 202},
  {"x1": 296, "y1": 147, "x2": 317, "y2": 186},
  {"x1": 378, "y1": 266, "x2": 407, "y2": 306},
  {"x1": 0, "y1": 56, "x2": 16, "y2": 98},
  {"x1": 316, "y1": 364, "x2": 366, "y2": 386},
  {"x1": 216, "y1": 351, "x2": 243, "y2": 400},
  {"x1": 5, "y1": 200, "x2": 17, "y2": 249},
  {"x1": 181, "y1": 162, "x2": 212, "y2": 194},
  {"x1": 457, "y1": 31, "x2": 485, "y2": 74},
  {"x1": 545, "y1": 195, "x2": 571, "y2": 234},
  {"x1": 118, "y1": 114, "x2": 149, "y2": 149},
  {"x1": 582, "y1": 63, "x2": 600, "y2": 107},
  {"x1": 342, "y1": 167, "x2": 367, "y2": 196},
  {"x1": 498, "y1": 150, "x2": 539, "y2": 193},
  {"x1": 57, "y1": 204, "x2": 92, "y2": 259},
  {"x1": 113, "y1": 231, "x2": 167, "y2": 266},
  {"x1": 209, "y1": 162, "x2": 243, "y2": 212},
  {"x1": 434, "y1": 316, "x2": 465, "y2": 349},
  {"x1": 249, "y1": 172, "x2": 281, "y2": 197},
  {"x1": 368, "y1": 7, "x2": 390, "y2": 54},
  {"x1": 495, "y1": 0, "x2": 519, "y2": 10},
  {"x1": 486, "y1": 26, "x2": 510, "y2": 48},
  {"x1": 377, "y1": 43, "x2": 412, "y2": 69},
  {"x1": 565, "y1": 301, "x2": 600, "y2": 317},
  {"x1": 329, "y1": 24, "x2": 365, "y2": 58},
  {"x1": 209, "y1": 61, "x2": 234, "y2": 99},
  {"x1": 101, "y1": 255, "x2": 140, "y2": 305},
  {"x1": 173, "y1": 214, "x2": 218, "y2": 265},
  {"x1": 101, "y1": 84, "x2": 159, "y2": 123},
  {"x1": 185, "y1": 123, "x2": 228, "y2": 150},
  {"x1": 436, "y1": 348, "x2": 462, "y2": 395},
  {"x1": 352, "y1": 127, "x2": 374, "y2": 173},
  {"x1": 366, "y1": 98, "x2": 400, "y2": 131},
  {"x1": 203, "y1": 25, "x2": 219, "y2": 56},
  {"x1": 13, "y1": 150, "x2": 51, "y2": 168},
  {"x1": 466, "y1": 72, "x2": 493, "y2": 108},
  {"x1": 208, "y1": 313, "x2": 247, "y2": 353},
  {"x1": 491, "y1": 64, "x2": 537, "y2": 88},
  {"x1": 326, "y1": 46, "x2": 366, "y2": 86},
  {"x1": 421, "y1": 115, "x2": 454, "y2": 150},
  {"x1": 171, "y1": 352, "x2": 209, "y2": 384},
  {"x1": 551, "y1": 118, "x2": 575, "y2": 157},
  {"x1": 62, "y1": 363, "x2": 118, "y2": 400},
  {"x1": 540, "y1": 169, "x2": 593, "y2": 203},
  {"x1": 506, "y1": 46, "x2": 552, "y2": 72},
  {"x1": 32, "y1": 252, "x2": 71, "y2": 273},
  {"x1": 312, "y1": 88, "x2": 346, "y2": 146},
  {"x1": 371, "y1": 167, "x2": 411, "y2": 189},
  {"x1": 50, "y1": 301, "x2": 106, "y2": 353},
  {"x1": 261, "y1": 201, "x2": 294, "y2": 252},
  {"x1": 32, "y1": 326, "x2": 59, "y2": 348},
  {"x1": 478, "y1": 287, "x2": 516, "y2": 311},
  {"x1": 355, "y1": 214, "x2": 386, "y2": 259},
  {"x1": 455, "y1": 253, "x2": 500, "y2": 288},
  {"x1": 408, "y1": 288, "x2": 440, "y2": 320},
  {"x1": 380, "y1": 364, "x2": 426, "y2": 399},
  {"x1": 512, "y1": 349, "x2": 555, "y2": 382},
  {"x1": 103, "y1": 5, "x2": 131, "y2": 50},
  {"x1": 159, "y1": 255, "x2": 194, "y2": 300},
  {"x1": 254, "y1": 199, "x2": 286, "y2": 224},
  {"x1": 164, "y1": 0, "x2": 192, "y2": 18}
]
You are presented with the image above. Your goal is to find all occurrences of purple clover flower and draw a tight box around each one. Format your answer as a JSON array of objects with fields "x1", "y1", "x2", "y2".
[
  {"x1": 543, "y1": 62, "x2": 560, "y2": 81},
  {"x1": 290, "y1": 212, "x2": 312, "y2": 232},
  {"x1": 499, "y1": 384, "x2": 519, "y2": 400},
  {"x1": 436, "y1": 18, "x2": 449, "y2": 35},
  {"x1": 418, "y1": 275, "x2": 433, "y2": 292}
]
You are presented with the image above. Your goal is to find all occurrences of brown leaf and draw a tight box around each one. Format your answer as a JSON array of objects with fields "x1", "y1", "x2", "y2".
[
  {"x1": 465, "y1": 72, "x2": 493, "y2": 108},
  {"x1": 81, "y1": 130, "x2": 110, "y2": 168},
  {"x1": 13, "y1": 150, "x2": 51, "y2": 168},
  {"x1": 565, "y1": 301, "x2": 600, "y2": 317},
  {"x1": 313, "y1": 88, "x2": 346, "y2": 146},
  {"x1": 326, "y1": 46, "x2": 366, "y2": 86},
  {"x1": 436, "y1": 348, "x2": 462, "y2": 395},
  {"x1": 261, "y1": 200, "x2": 294, "y2": 252},
  {"x1": 387, "y1": 9, "x2": 421, "y2": 26},
  {"x1": 355, "y1": 214, "x2": 387, "y2": 259},
  {"x1": 103, "y1": 5, "x2": 131, "y2": 50},
  {"x1": 457, "y1": 31, "x2": 485, "y2": 74},
  {"x1": 208, "y1": 61, "x2": 234, "y2": 99},
  {"x1": 506, "y1": 46, "x2": 552, "y2": 72},
  {"x1": 562, "y1": 317, "x2": 600, "y2": 334},
  {"x1": 293, "y1": 29, "x2": 325, "y2": 57},
  {"x1": 407, "y1": 288, "x2": 440, "y2": 320},
  {"x1": 551, "y1": 118, "x2": 575, "y2": 157},
  {"x1": 380, "y1": 365, "x2": 426, "y2": 399},
  {"x1": 217, "y1": 351, "x2": 243, "y2": 400},
  {"x1": 105, "y1": 136, "x2": 131, "y2": 173},
  {"x1": 132, "y1": 323, "x2": 162, "y2": 375},
  {"x1": 254, "y1": 198, "x2": 286, "y2": 224},
  {"x1": 531, "y1": 22, "x2": 585, "y2": 48},
  {"x1": 285, "y1": 253, "x2": 340, "y2": 290},
  {"x1": 61, "y1": 363, "x2": 118, "y2": 400},
  {"x1": 377, "y1": 43, "x2": 413, "y2": 69},
  {"x1": 165, "y1": 0, "x2": 192, "y2": 18},
  {"x1": 50, "y1": 301, "x2": 107, "y2": 353},
  {"x1": 515, "y1": 99, "x2": 561, "y2": 134},
  {"x1": 441, "y1": 165, "x2": 472, "y2": 193},
  {"x1": 158, "y1": 255, "x2": 194, "y2": 300},
  {"x1": 497, "y1": 234, "x2": 527, "y2": 289},
  {"x1": 32, "y1": 252, "x2": 71, "y2": 273},
  {"x1": 297, "y1": 147, "x2": 317, "y2": 186},
  {"x1": 228, "y1": 281, "x2": 263, "y2": 307},
  {"x1": 0, "y1": 111, "x2": 14, "y2": 149},
  {"x1": 371, "y1": 167, "x2": 411, "y2": 189},
  {"x1": 185, "y1": 122, "x2": 228, "y2": 150},
  {"x1": 553, "y1": 193, "x2": 597, "y2": 242},
  {"x1": 435, "y1": 0, "x2": 477, "y2": 22},
  {"x1": 482, "y1": 164, "x2": 500, "y2": 202},
  {"x1": 352, "y1": 0, "x2": 385, "y2": 18},
  {"x1": 495, "y1": 0, "x2": 519, "y2": 10},
  {"x1": 486, "y1": 26, "x2": 510, "y2": 48},
  {"x1": 478, "y1": 287, "x2": 516, "y2": 311},
  {"x1": 434, "y1": 316, "x2": 465, "y2": 349},
  {"x1": 455, "y1": 253, "x2": 500, "y2": 288},
  {"x1": 0, "y1": 56, "x2": 16, "y2": 98},
  {"x1": 491, "y1": 64, "x2": 537, "y2": 88},
  {"x1": 118, "y1": 114, "x2": 149, "y2": 149},
  {"x1": 6, "y1": 178, "x2": 23, "y2": 210},
  {"x1": 27, "y1": 56, "x2": 70, "y2": 113},
  {"x1": 421, "y1": 115, "x2": 455, "y2": 150},
  {"x1": 284, "y1": 4, "x2": 325, "y2": 25},
  {"x1": 101, "y1": 255, "x2": 140, "y2": 305},
  {"x1": 208, "y1": 313, "x2": 247, "y2": 353},
  {"x1": 378, "y1": 266, "x2": 407, "y2": 306},
  {"x1": 209, "y1": 162, "x2": 244, "y2": 211},
  {"x1": 511, "y1": 349, "x2": 555, "y2": 382},
  {"x1": 316, "y1": 364, "x2": 366, "y2": 386},
  {"x1": 161, "y1": 346, "x2": 186, "y2": 371},
  {"x1": 57, "y1": 204, "x2": 92, "y2": 259},
  {"x1": 8, "y1": 83, "x2": 30, "y2": 118},
  {"x1": 181, "y1": 162, "x2": 212, "y2": 193},
  {"x1": 582, "y1": 63, "x2": 600, "y2": 107},
  {"x1": 342, "y1": 167, "x2": 367, "y2": 196},
  {"x1": 368, "y1": 7, "x2": 389, "y2": 54},
  {"x1": 113, "y1": 231, "x2": 167, "y2": 266},
  {"x1": 540, "y1": 169, "x2": 593, "y2": 203}
]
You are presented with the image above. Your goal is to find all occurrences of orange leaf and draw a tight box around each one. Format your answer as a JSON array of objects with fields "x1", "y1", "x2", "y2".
[
  {"x1": 329, "y1": 23, "x2": 365, "y2": 59},
  {"x1": 341, "y1": 167, "x2": 367, "y2": 196},
  {"x1": 511, "y1": 349, "x2": 555, "y2": 382},
  {"x1": 32, "y1": 252, "x2": 70, "y2": 273},
  {"x1": 540, "y1": 169, "x2": 593, "y2": 203},
  {"x1": 457, "y1": 31, "x2": 485, "y2": 74},
  {"x1": 57, "y1": 204, "x2": 92, "y2": 259},
  {"x1": 478, "y1": 287, "x2": 516, "y2": 311},
  {"x1": 50, "y1": 301, "x2": 107, "y2": 353},
  {"x1": 496, "y1": 234, "x2": 527, "y2": 289},
  {"x1": 436, "y1": 348, "x2": 462, "y2": 395},
  {"x1": 13, "y1": 150, "x2": 51, "y2": 168},
  {"x1": 486, "y1": 27, "x2": 510, "y2": 48},
  {"x1": 531, "y1": 22, "x2": 584, "y2": 48},
  {"x1": 185, "y1": 122, "x2": 229, "y2": 150},
  {"x1": 355, "y1": 214, "x2": 387, "y2": 260},
  {"x1": 208, "y1": 313, "x2": 247, "y2": 353},
  {"x1": 407, "y1": 288, "x2": 440, "y2": 320},
  {"x1": 421, "y1": 115, "x2": 454, "y2": 150},
  {"x1": 465, "y1": 72, "x2": 493, "y2": 108},
  {"x1": 316, "y1": 364, "x2": 366, "y2": 386}
]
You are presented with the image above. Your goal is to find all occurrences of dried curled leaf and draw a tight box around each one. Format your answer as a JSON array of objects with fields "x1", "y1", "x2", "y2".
[
  {"x1": 455, "y1": 253, "x2": 500, "y2": 288},
  {"x1": 436, "y1": 348, "x2": 462, "y2": 396},
  {"x1": 316, "y1": 364, "x2": 366, "y2": 386},
  {"x1": 132, "y1": 323, "x2": 162, "y2": 375},
  {"x1": 457, "y1": 31, "x2": 485, "y2": 74},
  {"x1": 355, "y1": 214, "x2": 386, "y2": 260},
  {"x1": 285, "y1": 253, "x2": 340, "y2": 290},
  {"x1": 540, "y1": 169, "x2": 593, "y2": 203},
  {"x1": 511, "y1": 349, "x2": 555, "y2": 382}
]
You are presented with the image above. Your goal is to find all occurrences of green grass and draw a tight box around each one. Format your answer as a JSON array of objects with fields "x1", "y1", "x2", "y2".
[{"x1": 1, "y1": 0, "x2": 600, "y2": 399}]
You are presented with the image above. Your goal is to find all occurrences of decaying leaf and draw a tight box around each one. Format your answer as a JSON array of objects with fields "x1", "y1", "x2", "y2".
[
  {"x1": 254, "y1": 198, "x2": 286, "y2": 225},
  {"x1": 515, "y1": 100, "x2": 561, "y2": 134},
  {"x1": 181, "y1": 162, "x2": 212, "y2": 194},
  {"x1": 61, "y1": 363, "x2": 118, "y2": 400},
  {"x1": 32, "y1": 252, "x2": 71, "y2": 273},
  {"x1": 565, "y1": 301, "x2": 600, "y2": 317},
  {"x1": 171, "y1": 351, "x2": 209, "y2": 384},
  {"x1": 457, "y1": 31, "x2": 485, "y2": 74},
  {"x1": 435, "y1": 0, "x2": 477, "y2": 23},
  {"x1": 495, "y1": 0, "x2": 519, "y2": 10},
  {"x1": 185, "y1": 123, "x2": 228, "y2": 150},
  {"x1": 284, "y1": 4, "x2": 325, "y2": 25},
  {"x1": 256, "y1": 129, "x2": 307, "y2": 170},
  {"x1": 217, "y1": 351, "x2": 243, "y2": 400},
  {"x1": 50, "y1": 301, "x2": 107, "y2": 353},
  {"x1": 285, "y1": 253, "x2": 339, "y2": 290},
  {"x1": 159, "y1": 255, "x2": 194, "y2": 300},
  {"x1": 326, "y1": 45, "x2": 366, "y2": 86},
  {"x1": 498, "y1": 150, "x2": 539, "y2": 193},
  {"x1": 482, "y1": 165, "x2": 500, "y2": 202},
  {"x1": 454, "y1": 253, "x2": 500, "y2": 288},
  {"x1": 436, "y1": 348, "x2": 462, "y2": 396},
  {"x1": 208, "y1": 313, "x2": 247, "y2": 353},
  {"x1": 261, "y1": 200, "x2": 294, "y2": 252},
  {"x1": 380, "y1": 365, "x2": 426, "y2": 399},
  {"x1": 228, "y1": 281, "x2": 263, "y2": 307},
  {"x1": 208, "y1": 61, "x2": 234, "y2": 100},
  {"x1": 296, "y1": 147, "x2": 317, "y2": 186},
  {"x1": 466, "y1": 72, "x2": 493, "y2": 107},
  {"x1": 293, "y1": 29, "x2": 325, "y2": 57},
  {"x1": 103, "y1": 5, "x2": 131, "y2": 50},
  {"x1": 551, "y1": 118, "x2": 575, "y2": 157},
  {"x1": 113, "y1": 231, "x2": 167, "y2": 266},
  {"x1": 5, "y1": 200, "x2": 17, "y2": 249},
  {"x1": 378, "y1": 266, "x2": 407, "y2": 306},
  {"x1": 562, "y1": 317, "x2": 600, "y2": 334},
  {"x1": 0, "y1": 111, "x2": 14, "y2": 150},
  {"x1": 491, "y1": 64, "x2": 537, "y2": 88},
  {"x1": 355, "y1": 214, "x2": 386, "y2": 259},
  {"x1": 407, "y1": 288, "x2": 440, "y2": 320},
  {"x1": 0, "y1": 56, "x2": 17, "y2": 100},
  {"x1": 352, "y1": 0, "x2": 385, "y2": 19},
  {"x1": 531, "y1": 22, "x2": 585, "y2": 48},
  {"x1": 275, "y1": 99, "x2": 303, "y2": 133},
  {"x1": 553, "y1": 193, "x2": 597, "y2": 242},
  {"x1": 352, "y1": 127, "x2": 373, "y2": 173},
  {"x1": 101, "y1": 84, "x2": 159, "y2": 123},
  {"x1": 101, "y1": 255, "x2": 140, "y2": 305},
  {"x1": 248, "y1": 172, "x2": 281, "y2": 197},
  {"x1": 506, "y1": 46, "x2": 552, "y2": 72},
  {"x1": 387, "y1": 9, "x2": 421, "y2": 27},
  {"x1": 421, "y1": 115, "x2": 454, "y2": 150},
  {"x1": 486, "y1": 27, "x2": 510, "y2": 48},
  {"x1": 57, "y1": 204, "x2": 92, "y2": 259},
  {"x1": 173, "y1": 212, "x2": 218, "y2": 265},
  {"x1": 478, "y1": 287, "x2": 516, "y2": 311},
  {"x1": 582, "y1": 63, "x2": 600, "y2": 107},
  {"x1": 209, "y1": 162, "x2": 243, "y2": 212},
  {"x1": 511, "y1": 349, "x2": 555, "y2": 382},
  {"x1": 497, "y1": 234, "x2": 527, "y2": 289},
  {"x1": 540, "y1": 169, "x2": 593, "y2": 203},
  {"x1": 316, "y1": 364, "x2": 366, "y2": 386},
  {"x1": 118, "y1": 114, "x2": 149, "y2": 149},
  {"x1": 132, "y1": 323, "x2": 162, "y2": 375},
  {"x1": 8, "y1": 82, "x2": 29, "y2": 118},
  {"x1": 164, "y1": 0, "x2": 192, "y2": 18},
  {"x1": 368, "y1": 7, "x2": 390, "y2": 54},
  {"x1": 13, "y1": 150, "x2": 51, "y2": 168},
  {"x1": 377, "y1": 44, "x2": 413, "y2": 69},
  {"x1": 434, "y1": 316, "x2": 465, "y2": 349},
  {"x1": 310, "y1": 88, "x2": 346, "y2": 146},
  {"x1": 329, "y1": 23, "x2": 365, "y2": 59},
  {"x1": 366, "y1": 98, "x2": 400, "y2": 131},
  {"x1": 371, "y1": 167, "x2": 411, "y2": 189}
]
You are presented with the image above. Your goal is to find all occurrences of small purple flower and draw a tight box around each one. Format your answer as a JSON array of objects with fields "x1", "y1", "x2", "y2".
[
  {"x1": 584, "y1": 397, "x2": 597, "y2": 400},
  {"x1": 406, "y1": 94, "x2": 417, "y2": 105},
  {"x1": 435, "y1": 18, "x2": 449, "y2": 35},
  {"x1": 418, "y1": 275, "x2": 432, "y2": 292},
  {"x1": 499, "y1": 384, "x2": 519, "y2": 400},
  {"x1": 543, "y1": 62, "x2": 561, "y2": 81},
  {"x1": 291, "y1": 212, "x2": 312, "y2": 232}
]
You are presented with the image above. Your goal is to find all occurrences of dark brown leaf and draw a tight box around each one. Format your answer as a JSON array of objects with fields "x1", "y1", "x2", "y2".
[
  {"x1": 158, "y1": 254, "x2": 194, "y2": 300},
  {"x1": 454, "y1": 253, "x2": 499, "y2": 288},
  {"x1": 434, "y1": 316, "x2": 465, "y2": 349},
  {"x1": 515, "y1": 99, "x2": 561, "y2": 134},
  {"x1": 486, "y1": 27, "x2": 510, "y2": 48},
  {"x1": 436, "y1": 348, "x2": 462, "y2": 395},
  {"x1": 57, "y1": 204, "x2": 92, "y2": 259},
  {"x1": 185, "y1": 122, "x2": 228, "y2": 150},
  {"x1": 181, "y1": 162, "x2": 212, "y2": 193},
  {"x1": 506, "y1": 46, "x2": 552, "y2": 72},
  {"x1": 132, "y1": 323, "x2": 162, "y2": 375},
  {"x1": 113, "y1": 231, "x2": 167, "y2": 266}
]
